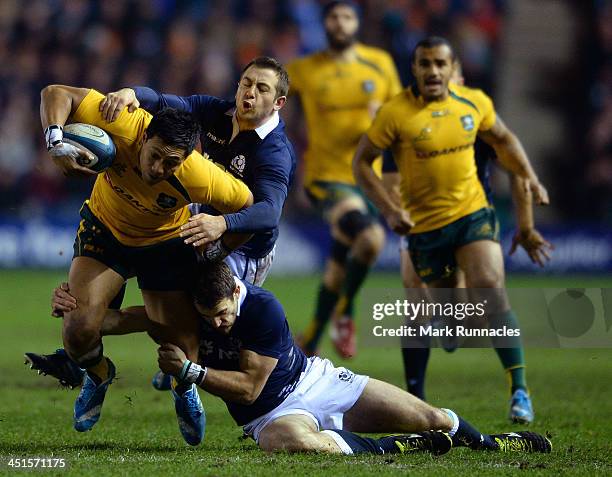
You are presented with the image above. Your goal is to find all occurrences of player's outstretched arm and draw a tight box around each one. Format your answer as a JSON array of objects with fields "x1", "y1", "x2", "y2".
[
  {"x1": 353, "y1": 135, "x2": 412, "y2": 234},
  {"x1": 101, "y1": 86, "x2": 218, "y2": 123},
  {"x1": 509, "y1": 176, "x2": 553, "y2": 267},
  {"x1": 40, "y1": 85, "x2": 97, "y2": 177},
  {"x1": 158, "y1": 343, "x2": 278, "y2": 405},
  {"x1": 478, "y1": 115, "x2": 549, "y2": 205}
]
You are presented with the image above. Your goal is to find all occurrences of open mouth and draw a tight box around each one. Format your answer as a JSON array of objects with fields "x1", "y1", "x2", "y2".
[
  {"x1": 424, "y1": 78, "x2": 442, "y2": 88},
  {"x1": 242, "y1": 100, "x2": 254, "y2": 111}
]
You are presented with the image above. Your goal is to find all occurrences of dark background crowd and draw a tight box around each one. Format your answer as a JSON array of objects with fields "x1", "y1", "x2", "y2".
[{"x1": 0, "y1": 0, "x2": 609, "y2": 226}]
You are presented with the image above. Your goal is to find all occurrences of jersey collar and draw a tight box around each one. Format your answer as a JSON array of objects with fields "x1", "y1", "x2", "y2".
[
  {"x1": 254, "y1": 111, "x2": 279, "y2": 139},
  {"x1": 230, "y1": 110, "x2": 279, "y2": 142},
  {"x1": 234, "y1": 276, "x2": 248, "y2": 316}
]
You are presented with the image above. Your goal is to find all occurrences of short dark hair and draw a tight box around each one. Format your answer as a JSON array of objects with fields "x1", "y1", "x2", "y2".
[
  {"x1": 146, "y1": 108, "x2": 201, "y2": 154},
  {"x1": 241, "y1": 56, "x2": 289, "y2": 98},
  {"x1": 192, "y1": 262, "x2": 236, "y2": 310},
  {"x1": 322, "y1": 1, "x2": 359, "y2": 19},
  {"x1": 411, "y1": 36, "x2": 456, "y2": 63}
]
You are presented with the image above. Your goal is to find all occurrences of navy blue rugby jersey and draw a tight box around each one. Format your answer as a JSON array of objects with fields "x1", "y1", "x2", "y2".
[
  {"x1": 197, "y1": 280, "x2": 307, "y2": 425},
  {"x1": 134, "y1": 87, "x2": 296, "y2": 258}
]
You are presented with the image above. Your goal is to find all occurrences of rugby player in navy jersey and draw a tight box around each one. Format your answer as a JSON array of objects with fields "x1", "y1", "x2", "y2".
[
  {"x1": 27, "y1": 57, "x2": 297, "y2": 393},
  {"x1": 379, "y1": 58, "x2": 553, "y2": 418},
  {"x1": 31, "y1": 262, "x2": 551, "y2": 455}
]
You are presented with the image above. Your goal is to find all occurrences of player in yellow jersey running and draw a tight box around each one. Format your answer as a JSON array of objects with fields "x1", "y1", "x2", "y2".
[
  {"x1": 354, "y1": 37, "x2": 548, "y2": 424},
  {"x1": 381, "y1": 59, "x2": 553, "y2": 414},
  {"x1": 286, "y1": 1, "x2": 402, "y2": 358},
  {"x1": 40, "y1": 85, "x2": 252, "y2": 443}
]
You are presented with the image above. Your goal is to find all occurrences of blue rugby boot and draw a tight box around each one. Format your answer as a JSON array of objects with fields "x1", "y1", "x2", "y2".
[
  {"x1": 172, "y1": 383, "x2": 206, "y2": 446},
  {"x1": 25, "y1": 348, "x2": 85, "y2": 389},
  {"x1": 509, "y1": 388, "x2": 534, "y2": 424},
  {"x1": 151, "y1": 370, "x2": 173, "y2": 391},
  {"x1": 73, "y1": 358, "x2": 116, "y2": 432}
]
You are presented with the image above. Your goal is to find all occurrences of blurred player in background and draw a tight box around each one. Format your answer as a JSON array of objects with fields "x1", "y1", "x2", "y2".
[
  {"x1": 38, "y1": 84, "x2": 252, "y2": 443},
  {"x1": 381, "y1": 61, "x2": 553, "y2": 404},
  {"x1": 286, "y1": 0, "x2": 403, "y2": 358},
  {"x1": 354, "y1": 37, "x2": 549, "y2": 423}
]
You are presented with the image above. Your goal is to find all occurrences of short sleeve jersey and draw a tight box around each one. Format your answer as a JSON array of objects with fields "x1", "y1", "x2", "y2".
[
  {"x1": 71, "y1": 90, "x2": 251, "y2": 246},
  {"x1": 287, "y1": 44, "x2": 402, "y2": 187},
  {"x1": 367, "y1": 84, "x2": 496, "y2": 233}
]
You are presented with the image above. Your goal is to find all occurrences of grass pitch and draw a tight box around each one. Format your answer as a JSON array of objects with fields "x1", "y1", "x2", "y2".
[{"x1": 1, "y1": 271, "x2": 611, "y2": 476}]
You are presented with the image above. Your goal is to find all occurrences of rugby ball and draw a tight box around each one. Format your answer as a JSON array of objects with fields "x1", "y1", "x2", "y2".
[{"x1": 63, "y1": 123, "x2": 116, "y2": 172}]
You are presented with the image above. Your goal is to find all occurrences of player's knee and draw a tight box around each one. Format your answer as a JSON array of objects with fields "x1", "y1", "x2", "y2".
[
  {"x1": 62, "y1": 305, "x2": 105, "y2": 351},
  {"x1": 411, "y1": 407, "x2": 449, "y2": 432},
  {"x1": 468, "y1": 269, "x2": 504, "y2": 288},
  {"x1": 427, "y1": 408, "x2": 453, "y2": 431},
  {"x1": 63, "y1": 319, "x2": 99, "y2": 352},
  {"x1": 355, "y1": 223, "x2": 385, "y2": 256},
  {"x1": 336, "y1": 210, "x2": 377, "y2": 243}
]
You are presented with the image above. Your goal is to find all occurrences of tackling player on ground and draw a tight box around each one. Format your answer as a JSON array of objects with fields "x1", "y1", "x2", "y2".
[
  {"x1": 354, "y1": 37, "x2": 549, "y2": 424},
  {"x1": 286, "y1": 1, "x2": 403, "y2": 358},
  {"x1": 36, "y1": 262, "x2": 552, "y2": 455}
]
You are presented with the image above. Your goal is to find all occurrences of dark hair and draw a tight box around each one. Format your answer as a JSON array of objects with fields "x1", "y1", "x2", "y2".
[
  {"x1": 411, "y1": 36, "x2": 456, "y2": 63},
  {"x1": 241, "y1": 56, "x2": 289, "y2": 98},
  {"x1": 192, "y1": 262, "x2": 236, "y2": 310},
  {"x1": 146, "y1": 108, "x2": 201, "y2": 154},
  {"x1": 322, "y1": 1, "x2": 359, "y2": 19}
]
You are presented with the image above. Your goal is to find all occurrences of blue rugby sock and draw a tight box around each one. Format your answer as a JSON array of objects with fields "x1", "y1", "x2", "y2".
[
  {"x1": 443, "y1": 409, "x2": 496, "y2": 449},
  {"x1": 401, "y1": 346, "x2": 430, "y2": 400},
  {"x1": 324, "y1": 429, "x2": 444, "y2": 455},
  {"x1": 323, "y1": 429, "x2": 382, "y2": 454}
]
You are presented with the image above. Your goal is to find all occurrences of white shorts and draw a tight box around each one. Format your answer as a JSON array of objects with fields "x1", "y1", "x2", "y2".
[
  {"x1": 224, "y1": 247, "x2": 275, "y2": 287},
  {"x1": 242, "y1": 356, "x2": 369, "y2": 443}
]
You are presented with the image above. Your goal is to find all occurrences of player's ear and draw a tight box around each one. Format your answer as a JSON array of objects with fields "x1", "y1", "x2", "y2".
[{"x1": 273, "y1": 95, "x2": 287, "y2": 111}]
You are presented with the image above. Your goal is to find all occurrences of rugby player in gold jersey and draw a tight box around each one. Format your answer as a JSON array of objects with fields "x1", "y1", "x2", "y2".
[
  {"x1": 287, "y1": 1, "x2": 402, "y2": 358},
  {"x1": 354, "y1": 37, "x2": 548, "y2": 423},
  {"x1": 40, "y1": 85, "x2": 252, "y2": 441}
]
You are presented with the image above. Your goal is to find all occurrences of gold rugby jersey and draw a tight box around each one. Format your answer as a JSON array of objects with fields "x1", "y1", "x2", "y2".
[
  {"x1": 367, "y1": 84, "x2": 496, "y2": 233},
  {"x1": 71, "y1": 89, "x2": 251, "y2": 246},
  {"x1": 287, "y1": 44, "x2": 402, "y2": 187}
]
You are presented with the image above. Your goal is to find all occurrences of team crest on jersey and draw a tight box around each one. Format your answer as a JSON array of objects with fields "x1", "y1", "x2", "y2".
[
  {"x1": 338, "y1": 370, "x2": 355, "y2": 383},
  {"x1": 362, "y1": 80, "x2": 375, "y2": 93},
  {"x1": 414, "y1": 127, "x2": 432, "y2": 143},
  {"x1": 460, "y1": 114, "x2": 475, "y2": 131},
  {"x1": 156, "y1": 193, "x2": 177, "y2": 209},
  {"x1": 231, "y1": 155, "x2": 246, "y2": 175}
]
